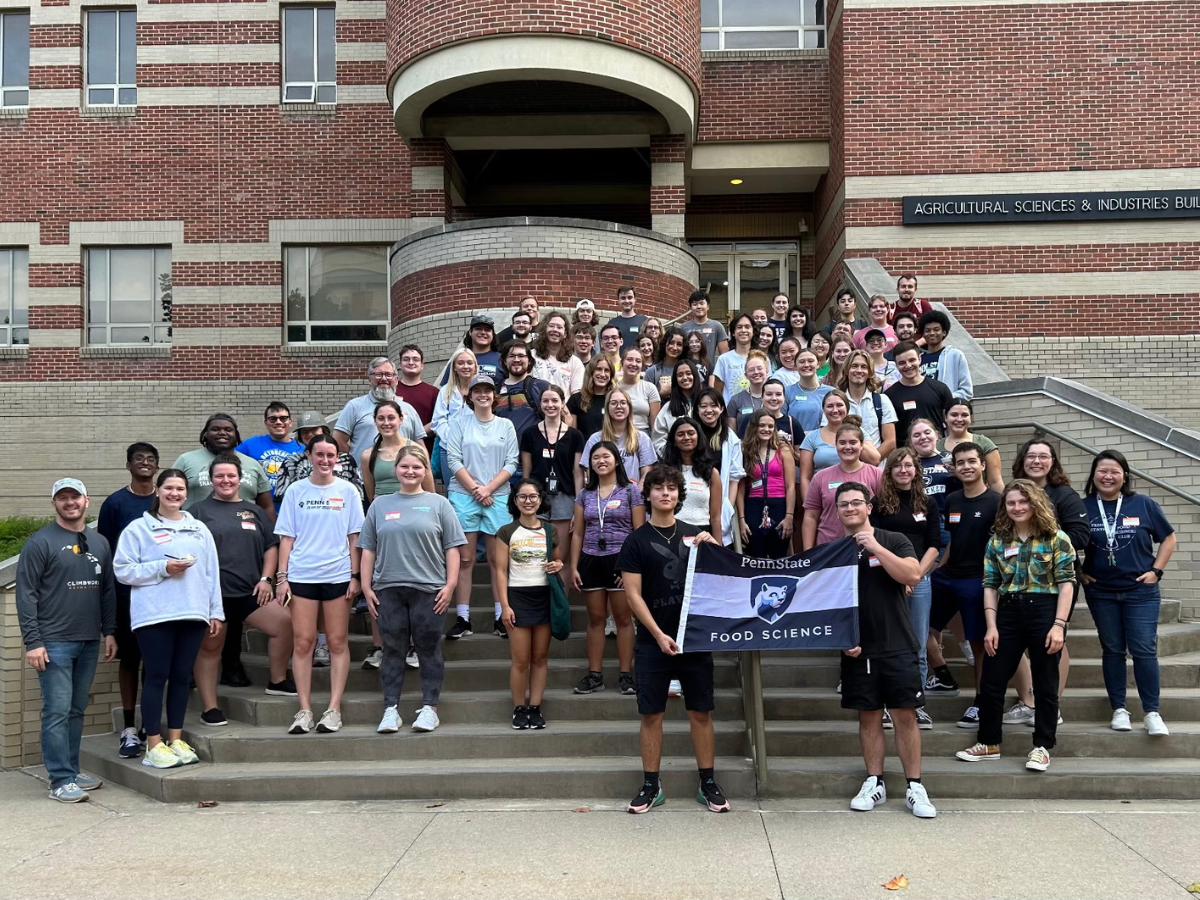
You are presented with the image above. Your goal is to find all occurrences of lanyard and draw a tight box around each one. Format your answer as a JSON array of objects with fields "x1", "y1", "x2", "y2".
[{"x1": 1096, "y1": 494, "x2": 1123, "y2": 566}]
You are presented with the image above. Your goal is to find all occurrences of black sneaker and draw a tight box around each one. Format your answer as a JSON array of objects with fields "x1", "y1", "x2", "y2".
[
  {"x1": 628, "y1": 780, "x2": 665, "y2": 814},
  {"x1": 495, "y1": 618, "x2": 508, "y2": 638},
  {"x1": 925, "y1": 668, "x2": 960, "y2": 697},
  {"x1": 446, "y1": 617, "x2": 472, "y2": 639},
  {"x1": 619, "y1": 672, "x2": 636, "y2": 695},
  {"x1": 200, "y1": 707, "x2": 228, "y2": 727},
  {"x1": 957, "y1": 705, "x2": 981, "y2": 729},
  {"x1": 219, "y1": 662, "x2": 251, "y2": 688},
  {"x1": 573, "y1": 672, "x2": 605, "y2": 694},
  {"x1": 882, "y1": 708, "x2": 893, "y2": 730},
  {"x1": 916, "y1": 707, "x2": 934, "y2": 730},
  {"x1": 526, "y1": 705, "x2": 546, "y2": 729},
  {"x1": 511, "y1": 705, "x2": 530, "y2": 730},
  {"x1": 697, "y1": 778, "x2": 730, "y2": 812},
  {"x1": 265, "y1": 677, "x2": 298, "y2": 696}
]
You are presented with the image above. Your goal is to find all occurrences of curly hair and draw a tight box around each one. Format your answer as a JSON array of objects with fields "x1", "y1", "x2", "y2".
[
  {"x1": 993, "y1": 478, "x2": 1061, "y2": 542},
  {"x1": 875, "y1": 447, "x2": 929, "y2": 517},
  {"x1": 531, "y1": 311, "x2": 572, "y2": 363}
]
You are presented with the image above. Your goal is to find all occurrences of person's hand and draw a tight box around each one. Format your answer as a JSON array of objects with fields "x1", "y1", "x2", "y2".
[
  {"x1": 905, "y1": 584, "x2": 913, "y2": 597},
  {"x1": 103, "y1": 635, "x2": 118, "y2": 663},
  {"x1": 545, "y1": 559, "x2": 564, "y2": 575},
  {"x1": 656, "y1": 632, "x2": 680, "y2": 656},
  {"x1": 693, "y1": 531, "x2": 716, "y2": 546},
  {"x1": 984, "y1": 626, "x2": 999, "y2": 656},
  {"x1": 209, "y1": 618, "x2": 222, "y2": 637},
  {"x1": 778, "y1": 515, "x2": 793, "y2": 540},
  {"x1": 613, "y1": 572, "x2": 624, "y2": 590},
  {"x1": 853, "y1": 530, "x2": 881, "y2": 555},
  {"x1": 740, "y1": 519, "x2": 751, "y2": 543},
  {"x1": 502, "y1": 605, "x2": 517, "y2": 629},
  {"x1": 433, "y1": 585, "x2": 452, "y2": 616},
  {"x1": 1135, "y1": 571, "x2": 1160, "y2": 585},
  {"x1": 842, "y1": 646, "x2": 862, "y2": 658},
  {"x1": 1045, "y1": 623, "x2": 1065, "y2": 654},
  {"x1": 346, "y1": 576, "x2": 361, "y2": 601},
  {"x1": 364, "y1": 587, "x2": 380, "y2": 619},
  {"x1": 165, "y1": 558, "x2": 194, "y2": 577},
  {"x1": 253, "y1": 579, "x2": 274, "y2": 606},
  {"x1": 26, "y1": 647, "x2": 49, "y2": 671},
  {"x1": 275, "y1": 577, "x2": 290, "y2": 605},
  {"x1": 1080, "y1": 573, "x2": 1097, "y2": 585},
  {"x1": 570, "y1": 568, "x2": 583, "y2": 591}
]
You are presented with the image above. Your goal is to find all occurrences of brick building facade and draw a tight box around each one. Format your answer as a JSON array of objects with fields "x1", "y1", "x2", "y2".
[{"x1": 1, "y1": 0, "x2": 1199, "y2": 512}]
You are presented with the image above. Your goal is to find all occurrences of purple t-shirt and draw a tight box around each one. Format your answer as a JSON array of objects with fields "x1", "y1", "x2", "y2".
[{"x1": 575, "y1": 484, "x2": 644, "y2": 557}]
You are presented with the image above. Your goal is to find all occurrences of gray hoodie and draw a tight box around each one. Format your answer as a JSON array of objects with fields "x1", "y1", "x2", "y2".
[{"x1": 114, "y1": 511, "x2": 223, "y2": 631}]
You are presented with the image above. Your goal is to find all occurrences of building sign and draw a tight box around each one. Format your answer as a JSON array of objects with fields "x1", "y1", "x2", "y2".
[{"x1": 903, "y1": 190, "x2": 1200, "y2": 225}]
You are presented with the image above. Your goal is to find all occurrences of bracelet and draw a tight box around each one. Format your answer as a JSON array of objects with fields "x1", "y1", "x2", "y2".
[
  {"x1": 351, "y1": 572, "x2": 360, "y2": 579},
  {"x1": 276, "y1": 574, "x2": 289, "y2": 581},
  {"x1": 1051, "y1": 622, "x2": 1066, "y2": 630}
]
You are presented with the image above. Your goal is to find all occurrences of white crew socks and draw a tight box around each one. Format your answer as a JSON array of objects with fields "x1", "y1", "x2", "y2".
[
  {"x1": 457, "y1": 604, "x2": 470, "y2": 620},
  {"x1": 494, "y1": 601, "x2": 502, "y2": 618}
]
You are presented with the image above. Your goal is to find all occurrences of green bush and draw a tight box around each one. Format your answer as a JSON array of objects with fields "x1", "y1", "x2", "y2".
[{"x1": 0, "y1": 517, "x2": 55, "y2": 560}]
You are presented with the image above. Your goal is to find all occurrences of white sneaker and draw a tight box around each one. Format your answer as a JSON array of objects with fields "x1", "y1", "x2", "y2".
[
  {"x1": 412, "y1": 705, "x2": 440, "y2": 732},
  {"x1": 312, "y1": 644, "x2": 331, "y2": 667},
  {"x1": 850, "y1": 776, "x2": 886, "y2": 811},
  {"x1": 315, "y1": 708, "x2": 343, "y2": 733},
  {"x1": 906, "y1": 782, "x2": 937, "y2": 819},
  {"x1": 288, "y1": 709, "x2": 314, "y2": 735},
  {"x1": 1145, "y1": 712, "x2": 1170, "y2": 736},
  {"x1": 1002, "y1": 701, "x2": 1035, "y2": 725},
  {"x1": 377, "y1": 706, "x2": 401, "y2": 733},
  {"x1": 959, "y1": 641, "x2": 975, "y2": 666},
  {"x1": 362, "y1": 648, "x2": 383, "y2": 670},
  {"x1": 668, "y1": 680, "x2": 682, "y2": 698},
  {"x1": 604, "y1": 615, "x2": 617, "y2": 637},
  {"x1": 1026, "y1": 746, "x2": 1050, "y2": 771},
  {"x1": 405, "y1": 649, "x2": 419, "y2": 669},
  {"x1": 1111, "y1": 708, "x2": 1132, "y2": 731}
]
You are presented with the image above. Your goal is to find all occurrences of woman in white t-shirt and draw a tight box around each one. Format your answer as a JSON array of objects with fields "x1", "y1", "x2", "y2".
[
  {"x1": 617, "y1": 346, "x2": 661, "y2": 437},
  {"x1": 274, "y1": 433, "x2": 365, "y2": 737},
  {"x1": 531, "y1": 311, "x2": 585, "y2": 394},
  {"x1": 712, "y1": 313, "x2": 756, "y2": 403},
  {"x1": 496, "y1": 479, "x2": 565, "y2": 731}
]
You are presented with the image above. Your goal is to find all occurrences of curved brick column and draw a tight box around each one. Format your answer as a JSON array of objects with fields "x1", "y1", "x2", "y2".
[{"x1": 389, "y1": 217, "x2": 699, "y2": 364}]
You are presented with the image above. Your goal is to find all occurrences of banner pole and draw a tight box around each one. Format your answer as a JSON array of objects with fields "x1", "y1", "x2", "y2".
[{"x1": 730, "y1": 530, "x2": 769, "y2": 792}]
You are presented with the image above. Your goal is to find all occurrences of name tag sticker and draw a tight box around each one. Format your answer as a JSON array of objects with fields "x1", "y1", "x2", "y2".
[
  {"x1": 1004, "y1": 546, "x2": 1020, "y2": 558},
  {"x1": 1123, "y1": 517, "x2": 1140, "y2": 526},
  {"x1": 829, "y1": 482, "x2": 842, "y2": 490},
  {"x1": 683, "y1": 536, "x2": 696, "y2": 548},
  {"x1": 913, "y1": 513, "x2": 926, "y2": 522},
  {"x1": 606, "y1": 500, "x2": 622, "y2": 510},
  {"x1": 751, "y1": 479, "x2": 764, "y2": 491},
  {"x1": 329, "y1": 498, "x2": 344, "y2": 510},
  {"x1": 903, "y1": 400, "x2": 917, "y2": 411},
  {"x1": 948, "y1": 513, "x2": 962, "y2": 523},
  {"x1": 241, "y1": 522, "x2": 257, "y2": 531},
  {"x1": 868, "y1": 556, "x2": 881, "y2": 567},
  {"x1": 385, "y1": 511, "x2": 401, "y2": 521},
  {"x1": 542, "y1": 448, "x2": 554, "y2": 458},
  {"x1": 152, "y1": 532, "x2": 172, "y2": 544}
]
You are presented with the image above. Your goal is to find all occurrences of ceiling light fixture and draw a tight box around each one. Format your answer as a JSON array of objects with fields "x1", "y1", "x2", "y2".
[{"x1": 729, "y1": 178, "x2": 743, "y2": 185}]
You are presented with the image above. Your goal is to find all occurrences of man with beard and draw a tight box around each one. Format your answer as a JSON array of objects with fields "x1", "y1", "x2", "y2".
[
  {"x1": 619, "y1": 463, "x2": 726, "y2": 814},
  {"x1": 173, "y1": 414, "x2": 274, "y2": 517},
  {"x1": 494, "y1": 341, "x2": 549, "y2": 448},
  {"x1": 334, "y1": 356, "x2": 427, "y2": 459},
  {"x1": 235, "y1": 402, "x2": 302, "y2": 508}
]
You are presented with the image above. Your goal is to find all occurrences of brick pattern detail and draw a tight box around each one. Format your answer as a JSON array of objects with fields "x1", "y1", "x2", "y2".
[
  {"x1": 862, "y1": 245, "x2": 1200, "y2": 275},
  {"x1": 698, "y1": 55, "x2": 830, "y2": 142},
  {"x1": 650, "y1": 186, "x2": 686, "y2": 216},
  {"x1": 946, "y1": 295, "x2": 1199, "y2": 338},
  {"x1": 386, "y1": 0, "x2": 702, "y2": 91},
  {"x1": 409, "y1": 137, "x2": 452, "y2": 222},
  {"x1": 0, "y1": 347, "x2": 377, "y2": 381},
  {"x1": 171, "y1": 303, "x2": 282, "y2": 328},
  {"x1": 28, "y1": 306, "x2": 83, "y2": 329},
  {"x1": 173, "y1": 262, "x2": 281, "y2": 286},
  {"x1": 649, "y1": 134, "x2": 686, "y2": 165}
]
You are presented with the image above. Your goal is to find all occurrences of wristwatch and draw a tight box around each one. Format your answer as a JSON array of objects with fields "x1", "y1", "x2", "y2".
[
  {"x1": 1151, "y1": 567, "x2": 1165, "y2": 581},
  {"x1": 259, "y1": 576, "x2": 273, "y2": 584}
]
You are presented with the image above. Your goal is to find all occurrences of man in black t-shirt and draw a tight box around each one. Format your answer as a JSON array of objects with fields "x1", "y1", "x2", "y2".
[
  {"x1": 934, "y1": 442, "x2": 1000, "y2": 730},
  {"x1": 835, "y1": 481, "x2": 937, "y2": 819},
  {"x1": 618, "y1": 463, "x2": 726, "y2": 815},
  {"x1": 885, "y1": 341, "x2": 954, "y2": 439}
]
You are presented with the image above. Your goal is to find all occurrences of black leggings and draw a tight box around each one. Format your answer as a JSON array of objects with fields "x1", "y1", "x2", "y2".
[{"x1": 136, "y1": 620, "x2": 208, "y2": 735}]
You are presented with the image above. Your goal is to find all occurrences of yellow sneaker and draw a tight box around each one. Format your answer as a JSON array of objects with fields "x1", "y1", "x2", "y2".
[
  {"x1": 142, "y1": 742, "x2": 183, "y2": 769},
  {"x1": 168, "y1": 739, "x2": 200, "y2": 765}
]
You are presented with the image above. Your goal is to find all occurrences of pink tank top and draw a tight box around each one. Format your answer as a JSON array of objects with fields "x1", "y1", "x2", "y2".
[{"x1": 748, "y1": 451, "x2": 786, "y2": 498}]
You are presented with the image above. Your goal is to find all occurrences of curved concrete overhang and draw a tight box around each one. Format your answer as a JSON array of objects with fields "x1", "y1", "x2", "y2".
[{"x1": 390, "y1": 35, "x2": 698, "y2": 141}]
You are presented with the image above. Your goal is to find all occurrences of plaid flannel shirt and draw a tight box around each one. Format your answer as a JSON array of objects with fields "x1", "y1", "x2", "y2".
[{"x1": 983, "y1": 530, "x2": 1076, "y2": 595}]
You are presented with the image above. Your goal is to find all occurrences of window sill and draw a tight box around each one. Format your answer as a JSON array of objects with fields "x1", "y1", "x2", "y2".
[
  {"x1": 81, "y1": 104, "x2": 137, "y2": 118},
  {"x1": 282, "y1": 342, "x2": 386, "y2": 357},
  {"x1": 0, "y1": 106, "x2": 28, "y2": 120},
  {"x1": 280, "y1": 102, "x2": 337, "y2": 116},
  {"x1": 701, "y1": 48, "x2": 828, "y2": 61},
  {"x1": 80, "y1": 345, "x2": 170, "y2": 359},
  {"x1": 0, "y1": 345, "x2": 29, "y2": 358}
]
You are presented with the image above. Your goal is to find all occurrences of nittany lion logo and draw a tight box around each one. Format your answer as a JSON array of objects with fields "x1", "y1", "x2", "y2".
[{"x1": 751, "y1": 576, "x2": 798, "y2": 625}]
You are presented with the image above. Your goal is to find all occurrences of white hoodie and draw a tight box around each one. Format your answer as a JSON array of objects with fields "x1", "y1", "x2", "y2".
[{"x1": 114, "y1": 511, "x2": 224, "y2": 631}]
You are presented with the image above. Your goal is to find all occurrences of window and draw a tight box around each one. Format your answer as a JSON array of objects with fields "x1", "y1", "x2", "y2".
[
  {"x1": 0, "y1": 12, "x2": 29, "y2": 108},
  {"x1": 86, "y1": 248, "x2": 172, "y2": 345},
  {"x1": 86, "y1": 9, "x2": 136, "y2": 106},
  {"x1": 701, "y1": 0, "x2": 825, "y2": 50},
  {"x1": 694, "y1": 243, "x2": 800, "y2": 321},
  {"x1": 282, "y1": 6, "x2": 336, "y2": 104},
  {"x1": 0, "y1": 248, "x2": 28, "y2": 345},
  {"x1": 285, "y1": 246, "x2": 388, "y2": 343}
]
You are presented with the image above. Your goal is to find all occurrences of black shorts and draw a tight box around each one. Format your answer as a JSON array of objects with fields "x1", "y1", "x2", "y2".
[
  {"x1": 507, "y1": 584, "x2": 550, "y2": 628},
  {"x1": 634, "y1": 641, "x2": 715, "y2": 715},
  {"x1": 928, "y1": 570, "x2": 958, "y2": 633},
  {"x1": 840, "y1": 651, "x2": 923, "y2": 711},
  {"x1": 115, "y1": 586, "x2": 141, "y2": 666},
  {"x1": 288, "y1": 581, "x2": 351, "y2": 602},
  {"x1": 223, "y1": 594, "x2": 263, "y2": 623},
  {"x1": 577, "y1": 552, "x2": 622, "y2": 593}
]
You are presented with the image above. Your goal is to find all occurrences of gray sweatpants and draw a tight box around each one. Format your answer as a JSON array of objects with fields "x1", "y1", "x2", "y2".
[{"x1": 377, "y1": 587, "x2": 445, "y2": 707}]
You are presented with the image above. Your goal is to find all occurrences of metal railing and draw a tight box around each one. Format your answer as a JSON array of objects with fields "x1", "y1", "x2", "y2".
[{"x1": 988, "y1": 421, "x2": 1200, "y2": 509}]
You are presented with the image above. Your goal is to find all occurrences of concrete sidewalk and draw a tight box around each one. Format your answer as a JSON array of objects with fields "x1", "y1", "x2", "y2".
[{"x1": 2, "y1": 770, "x2": 1199, "y2": 900}]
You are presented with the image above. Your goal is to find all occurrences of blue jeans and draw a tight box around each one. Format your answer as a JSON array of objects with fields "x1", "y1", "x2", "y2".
[
  {"x1": 37, "y1": 640, "x2": 100, "y2": 789},
  {"x1": 1085, "y1": 587, "x2": 1161, "y2": 713},
  {"x1": 908, "y1": 575, "x2": 932, "y2": 689}
]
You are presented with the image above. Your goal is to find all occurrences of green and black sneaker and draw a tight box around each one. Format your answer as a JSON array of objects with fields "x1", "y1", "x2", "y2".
[
  {"x1": 697, "y1": 778, "x2": 730, "y2": 812},
  {"x1": 628, "y1": 779, "x2": 665, "y2": 814}
]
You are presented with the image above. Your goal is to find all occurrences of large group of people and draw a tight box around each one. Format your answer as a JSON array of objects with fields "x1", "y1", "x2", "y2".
[{"x1": 15, "y1": 277, "x2": 1178, "y2": 818}]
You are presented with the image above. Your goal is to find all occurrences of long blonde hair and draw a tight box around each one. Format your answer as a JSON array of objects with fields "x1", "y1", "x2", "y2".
[
  {"x1": 441, "y1": 348, "x2": 478, "y2": 402},
  {"x1": 600, "y1": 387, "x2": 641, "y2": 456}
]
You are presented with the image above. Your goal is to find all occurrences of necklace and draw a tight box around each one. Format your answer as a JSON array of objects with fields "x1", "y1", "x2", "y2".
[{"x1": 651, "y1": 521, "x2": 677, "y2": 543}]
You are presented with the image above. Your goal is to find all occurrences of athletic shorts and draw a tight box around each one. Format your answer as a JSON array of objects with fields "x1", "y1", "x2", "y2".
[
  {"x1": 547, "y1": 491, "x2": 575, "y2": 521},
  {"x1": 115, "y1": 586, "x2": 141, "y2": 666},
  {"x1": 507, "y1": 584, "x2": 551, "y2": 629},
  {"x1": 634, "y1": 641, "x2": 715, "y2": 715},
  {"x1": 448, "y1": 490, "x2": 512, "y2": 535},
  {"x1": 222, "y1": 594, "x2": 263, "y2": 624},
  {"x1": 577, "y1": 551, "x2": 622, "y2": 593},
  {"x1": 287, "y1": 581, "x2": 350, "y2": 602},
  {"x1": 840, "y1": 650, "x2": 923, "y2": 711}
]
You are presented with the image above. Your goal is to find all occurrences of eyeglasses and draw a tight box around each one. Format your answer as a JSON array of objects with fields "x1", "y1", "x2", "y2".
[
  {"x1": 836, "y1": 500, "x2": 868, "y2": 510},
  {"x1": 130, "y1": 454, "x2": 158, "y2": 464},
  {"x1": 516, "y1": 494, "x2": 541, "y2": 503},
  {"x1": 370, "y1": 371, "x2": 398, "y2": 380},
  {"x1": 1024, "y1": 454, "x2": 1053, "y2": 462},
  {"x1": 265, "y1": 415, "x2": 291, "y2": 423}
]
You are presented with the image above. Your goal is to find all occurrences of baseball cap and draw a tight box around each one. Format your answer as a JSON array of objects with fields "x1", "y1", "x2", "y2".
[
  {"x1": 575, "y1": 299, "x2": 595, "y2": 311},
  {"x1": 468, "y1": 374, "x2": 496, "y2": 391},
  {"x1": 862, "y1": 328, "x2": 887, "y2": 342},
  {"x1": 294, "y1": 411, "x2": 325, "y2": 430},
  {"x1": 51, "y1": 477, "x2": 88, "y2": 498},
  {"x1": 470, "y1": 315, "x2": 494, "y2": 329}
]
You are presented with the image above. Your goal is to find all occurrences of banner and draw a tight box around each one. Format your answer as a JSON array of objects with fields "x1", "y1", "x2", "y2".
[{"x1": 677, "y1": 538, "x2": 859, "y2": 652}]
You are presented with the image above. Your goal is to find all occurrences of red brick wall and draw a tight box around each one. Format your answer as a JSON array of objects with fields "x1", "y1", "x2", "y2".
[
  {"x1": 0, "y1": 348, "x2": 371, "y2": 381},
  {"x1": 942, "y1": 296, "x2": 1199, "y2": 338},
  {"x1": 386, "y1": 0, "x2": 702, "y2": 90},
  {"x1": 698, "y1": 55, "x2": 829, "y2": 142}
]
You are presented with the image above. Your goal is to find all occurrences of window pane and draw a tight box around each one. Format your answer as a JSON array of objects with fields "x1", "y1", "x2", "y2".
[
  {"x1": 88, "y1": 87, "x2": 114, "y2": 105},
  {"x1": 316, "y1": 7, "x2": 336, "y2": 82},
  {"x1": 284, "y1": 85, "x2": 312, "y2": 101},
  {"x1": 87, "y1": 11, "x2": 117, "y2": 84},
  {"x1": 739, "y1": 258, "x2": 783, "y2": 312},
  {"x1": 315, "y1": 83, "x2": 335, "y2": 104},
  {"x1": 153, "y1": 325, "x2": 171, "y2": 342},
  {"x1": 311, "y1": 323, "x2": 385, "y2": 342},
  {"x1": 0, "y1": 252, "x2": 9, "y2": 323},
  {"x1": 155, "y1": 249, "x2": 172, "y2": 324},
  {"x1": 2, "y1": 14, "x2": 30, "y2": 89},
  {"x1": 0, "y1": 327, "x2": 9, "y2": 343},
  {"x1": 287, "y1": 324, "x2": 306, "y2": 343},
  {"x1": 88, "y1": 327, "x2": 107, "y2": 345},
  {"x1": 109, "y1": 248, "x2": 153, "y2": 323},
  {"x1": 723, "y1": 0, "x2": 801, "y2": 27},
  {"x1": 111, "y1": 326, "x2": 149, "y2": 343},
  {"x1": 307, "y1": 246, "x2": 386, "y2": 322},
  {"x1": 724, "y1": 30, "x2": 799, "y2": 49},
  {"x1": 118, "y1": 87, "x2": 136, "y2": 105},
  {"x1": 285, "y1": 247, "x2": 308, "y2": 321},
  {"x1": 87, "y1": 250, "x2": 109, "y2": 324},
  {"x1": 802, "y1": 28, "x2": 824, "y2": 49},
  {"x1": 698, "y1": 259, "x2": 731, "y2": 321},
  {"x1": 4, "y1": 88, "x2": 28, "y2": 106},
  {"x1": 283, "y1": 8, "x2": 315, "y2": 84},
  {"x1": 804, "y1": 0, "x2": 824, "y2": 25},
  {"x1": 11, "y1": 249, "x2": 27, "y2": 326},
  {"x1": 12, "y1": 327, "x2": 26, "y2": 344},
  {"x1": 701, "y1": 31, "x2": 719, "y2": 50},
  {"x1": 117, "y1": 10, "x2": 136, "y2": 84},
  {"x1": 700, "y1": 0, "x2": 719, "y2": 26}
]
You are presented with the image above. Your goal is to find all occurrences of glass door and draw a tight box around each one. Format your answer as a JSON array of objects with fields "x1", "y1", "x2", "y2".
[{"x1": 694, "y1": 244, "x2": 797, "y2": 319}]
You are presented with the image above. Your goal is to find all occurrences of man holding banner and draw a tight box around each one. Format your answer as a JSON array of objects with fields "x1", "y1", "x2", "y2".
[
  {"x1": 834, "y1": 482, "x2": 938, "y2": 819},
  {"x1": 618, "y1": 463, "x2": 728, "y2": 815}
]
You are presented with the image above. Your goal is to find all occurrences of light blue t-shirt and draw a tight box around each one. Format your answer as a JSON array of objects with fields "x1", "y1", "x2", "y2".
[
  {"x1": 800, "y1": 429, "x2": 840, "y2": 473},
  {"x1": 236, "y1": 434, "x2": 303, "y2": 500},
  {"x1": 785, "y1": 383, "x2": 833, "y2": 432}
]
